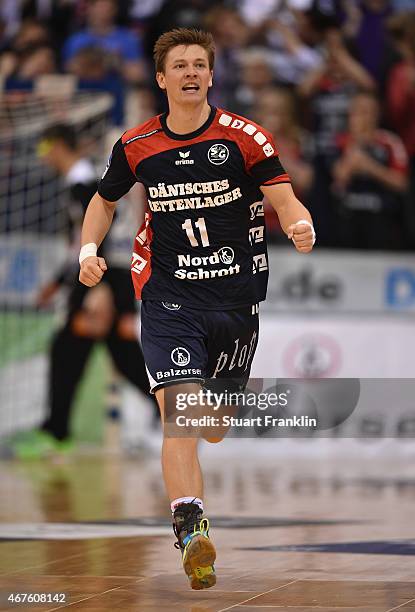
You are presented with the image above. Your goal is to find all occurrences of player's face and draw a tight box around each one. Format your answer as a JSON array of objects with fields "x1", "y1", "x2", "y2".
[{"x1": 157, "y1": 45, "x2": 213, "y2": 106}]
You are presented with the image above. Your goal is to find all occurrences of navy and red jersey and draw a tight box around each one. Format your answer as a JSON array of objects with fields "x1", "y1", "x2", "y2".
[{"x1": 98, "y1": 105, "x2": 290, "y2": 309}]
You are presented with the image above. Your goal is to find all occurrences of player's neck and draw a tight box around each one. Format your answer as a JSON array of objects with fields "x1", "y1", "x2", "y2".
[{"x1": 166, "y1": 101, "x2": 211, "y2": 135}]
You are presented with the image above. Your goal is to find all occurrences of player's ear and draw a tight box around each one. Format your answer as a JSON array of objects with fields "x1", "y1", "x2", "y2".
[
  {"x1": 156, "y1": 72, "x2": 166, "y2": 90},
  {"x1": 208, "y1": 71, "x2": 213, "y2": 88}
]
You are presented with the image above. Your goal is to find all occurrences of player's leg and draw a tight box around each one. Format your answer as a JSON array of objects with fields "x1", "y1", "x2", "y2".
[
  {"x1": 140, "y1": 300, "x2": 216, "y2": 589},
  {"x1": 155, "y1": 382, "x2": 203, "y2": 499},
  {"x1": 207, "y1": 305, "x2": 259, "y2": 388},
  {"x1": 155, "y1": 382, "x2": 216, "y2": 590},
  {"x1": 202, "y1": 304, "x2": 259, "y2": 443}
]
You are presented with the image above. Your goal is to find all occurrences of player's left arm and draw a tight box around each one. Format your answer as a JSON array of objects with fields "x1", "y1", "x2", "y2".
[{"x1": 260, "y1": 182, "x2": 315, "y2": 253}]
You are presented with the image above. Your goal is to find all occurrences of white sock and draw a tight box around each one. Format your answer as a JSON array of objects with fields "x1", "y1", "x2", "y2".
[{"x1": 171, "y1": 496, "x2": 203, "y2": 514}]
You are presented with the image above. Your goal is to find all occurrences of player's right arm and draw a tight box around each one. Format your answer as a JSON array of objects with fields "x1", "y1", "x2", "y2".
[
  {"x1": 79, "y1": 192, "x2": 116, "y2": 287},
  {"x1": 79, "y1": 137, "x2": 137, "y2": 287}
]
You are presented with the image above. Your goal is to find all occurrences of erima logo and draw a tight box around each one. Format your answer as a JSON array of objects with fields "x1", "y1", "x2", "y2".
[
  {"x1": 171, "y1": 347, "x2": 190, "y2": 366},
  {"x1": 175, "y1": 151, "x2": 194, "y2": 165}
]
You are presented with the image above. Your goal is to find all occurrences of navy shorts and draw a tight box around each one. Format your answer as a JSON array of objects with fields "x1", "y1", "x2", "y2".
[{"x1": 140, "y1": 300, "x2": 259, "y2": 393}]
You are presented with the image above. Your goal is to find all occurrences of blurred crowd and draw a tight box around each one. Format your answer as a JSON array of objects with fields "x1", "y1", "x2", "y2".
[{"x1": 1, "y1": 0, "x2": 415, "y2": 250}]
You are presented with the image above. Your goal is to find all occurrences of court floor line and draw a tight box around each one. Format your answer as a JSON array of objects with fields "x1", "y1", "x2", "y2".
[
  {"x1": 218, "y1": 578, "x2": 301, "y2": 612},
  {"x1": 386, "y1": 598, "x2": 415, "y2": 611},
  {"x1": 28, "y1": 575, "x2": 146, "y2": 580},
  {"x1": 45, "y1": 579, "x2": 146, "y2": 612}
]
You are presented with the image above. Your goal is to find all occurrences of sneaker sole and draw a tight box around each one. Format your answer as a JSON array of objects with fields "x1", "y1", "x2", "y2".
[{"x1": 183, "y1": 535, "x2": 216, "y2": 590}]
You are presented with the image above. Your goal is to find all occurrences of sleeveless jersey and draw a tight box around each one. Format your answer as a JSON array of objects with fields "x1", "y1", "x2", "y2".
[{"x1": 98, "y1": 106, "x2": 290, "y2": 309}]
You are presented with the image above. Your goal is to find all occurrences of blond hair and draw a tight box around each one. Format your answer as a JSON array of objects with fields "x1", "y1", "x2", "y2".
[{"x1": 153, "y1": 28, "x2": 215, "y2": 73}]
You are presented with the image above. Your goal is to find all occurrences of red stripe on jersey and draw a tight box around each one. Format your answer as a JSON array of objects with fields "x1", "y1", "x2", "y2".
[
  {"x1": 121, "y1": 108, "x2": 282, "y2": 178},
  {"x1": 262, "y1": 174, "x2": 291, "y2": 186},
  {"x1": 131, "y1": 210, "x2": 153, "y2": 299}
]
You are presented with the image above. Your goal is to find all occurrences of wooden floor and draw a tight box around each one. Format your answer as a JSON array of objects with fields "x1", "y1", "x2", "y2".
[{"x1": 0, "y1": 441, "x2": 415, "y2": 611}]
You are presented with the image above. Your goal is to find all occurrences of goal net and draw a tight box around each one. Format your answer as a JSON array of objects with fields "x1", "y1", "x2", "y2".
[{"x1": 0, "y1": 90, "x2": 113, "y2": 440}]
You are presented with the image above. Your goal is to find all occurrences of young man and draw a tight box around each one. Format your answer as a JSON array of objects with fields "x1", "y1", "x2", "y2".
[{"x1": 79, "y1": 28, "x2": 315, "y2": 589}]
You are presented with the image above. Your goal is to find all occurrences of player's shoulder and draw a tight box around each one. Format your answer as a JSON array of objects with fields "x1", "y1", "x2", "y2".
[
  {"x1": 215, "y1": 107, "x2": 276, "y2": 157},
  {"x1": 122, "y1": 115, "x2": 163, "y2": 147}
]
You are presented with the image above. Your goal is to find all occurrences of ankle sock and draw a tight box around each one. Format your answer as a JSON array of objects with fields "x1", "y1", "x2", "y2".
[{"x1": 171, "y1": 496, "x2": 203, "y2": 514}]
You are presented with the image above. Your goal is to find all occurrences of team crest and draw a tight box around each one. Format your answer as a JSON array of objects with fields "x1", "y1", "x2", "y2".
[{"x1": 207, "y1": 143, "x2": 229, "y2": 165}]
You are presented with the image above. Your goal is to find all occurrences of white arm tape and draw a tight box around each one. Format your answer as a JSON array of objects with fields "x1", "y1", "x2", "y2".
[
  {"x1": 79, "y1": 242, "x2": 97, "y2": 264},
  {"x1": 294, "y1": 219, "x2": 316, "y2": 245}
]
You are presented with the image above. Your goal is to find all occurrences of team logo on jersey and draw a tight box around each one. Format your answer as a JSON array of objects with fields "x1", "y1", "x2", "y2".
[
  {"x1": 171, "y1": 347, "x2": 190, "y2": 366},
  {"x1": 252, "y1": 253, "x2": 268, "y2": 274},
  {"x1": 175, "y1": 151, "x2": 194, "y2": 165},
  {"x1": 162, "y1": 302, "x2": 181, "y2": 311},
  {"x1": 218, "y1": 246, "x2": 234, "y2": 265},
  {"x1": 207, "y1": 144, "x2": 229, "y2": 165},
  {"x1": 250, "y1": 201, "x2": 264, "y2": 220},
  {"x1": 249, "y1": 226, "x2": 265, "y2": 244}
]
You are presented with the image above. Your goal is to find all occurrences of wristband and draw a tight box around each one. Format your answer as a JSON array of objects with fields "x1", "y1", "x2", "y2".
[
  {"x1": 79, "y1": 242, "x2": 97, "y2": 264},
  {"x1": 293, "y1": 219, "x2": 316, "y2": 245}
]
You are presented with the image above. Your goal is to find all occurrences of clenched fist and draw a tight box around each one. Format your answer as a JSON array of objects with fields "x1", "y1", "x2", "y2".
[
  {"x1": 79, "y1": 256, "x2": 107, "y2": 287},
  {"x1": 287, "y1": 220, "x2": 315, "y2": 253}
]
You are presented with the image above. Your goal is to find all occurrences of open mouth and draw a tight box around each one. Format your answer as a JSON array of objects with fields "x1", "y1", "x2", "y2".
[{"x1": 182, "y1": 84, "x2": 200, "y2": 92}]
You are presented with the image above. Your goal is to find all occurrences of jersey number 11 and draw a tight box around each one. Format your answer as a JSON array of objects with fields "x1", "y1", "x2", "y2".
[{"x1": 182, "y1": 217, "x2": 210, "y2": 247}]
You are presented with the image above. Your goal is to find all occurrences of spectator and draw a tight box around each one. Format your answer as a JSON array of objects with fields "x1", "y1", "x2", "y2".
[
  {"x1": 342, "y1": 0, "x2": 395, "y2": 85},
  {"x1": 298, "y1": 29, "x2": 375, "y2": 158},
  {"x1": 332, "y1": 90, "x2": 408, "y2": 249},
  {"x1": 0, "y1": 19, "x2": 51, "y2": 77},
  {"x1": 228, "y1": 49, "x2": 275, "y2": 116},
  {"x1": 62, "y1": 0, "x2": 146, "y2": 84},
  {"x1": 204, "y1": 6, "x2": 251, "y2": 108},
  {"x1": 67, "y1": 45, "x2": 108, "y2": 80},
  {"x1": 259, "y1": 12, "x2": 323, "y2": 85},
  {"x1": 255, "y1": 86, "x2": 314, "y2": 197},
  {"x1": 14, "y1": 43, "x2": 57, "y2": 79},
  {"x1": 254, "y1": 86, "x2": 314, "y2": 240},
  {"x1": 387, "y1": 11, "x2": 415, "y2": 244},
  {"x1": 67, "y1": 45, "x2": 125, "y2": 125},
  {"x1": 298, "y1": 29, "x2": 375, "y2": 244}
]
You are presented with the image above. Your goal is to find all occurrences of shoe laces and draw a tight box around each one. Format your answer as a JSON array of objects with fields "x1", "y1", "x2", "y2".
[{"x1": 173, "y1": 502, "x2": 207, "y2": 550}]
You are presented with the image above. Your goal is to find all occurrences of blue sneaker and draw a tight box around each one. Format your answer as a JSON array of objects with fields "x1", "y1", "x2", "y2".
[{"x1": 173, "y1": 502, "x2": 216, "y2": 590}]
